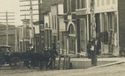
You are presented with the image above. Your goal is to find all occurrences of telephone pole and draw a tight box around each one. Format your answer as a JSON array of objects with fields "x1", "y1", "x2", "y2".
[
  {"x1": 90, "y1": 0, "x2": 96, "y2": 39},
  {"x1": 29, "y1": 0, "x2": 34, "y2": 46},
  {"x1": 6, "y1": 12, "x2": 9, "y2": 46},
  {"x1": 0, "y1": 12, "x2": 15, "y2": 46},
  {"x1": 90, "y1": 0, "x2": 97, "y2": 66},
  {"x1": 38, "y1": 0, "x2": 44, "y2": 51}
]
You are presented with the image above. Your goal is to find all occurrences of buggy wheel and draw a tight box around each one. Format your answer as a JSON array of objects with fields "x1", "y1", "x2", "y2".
[
  {"x1": 9, "y1": 57, "x2": 23, "y2": 69},
  {"x1": 24, "y1": 60, "x2": 32, "y2": 69}
]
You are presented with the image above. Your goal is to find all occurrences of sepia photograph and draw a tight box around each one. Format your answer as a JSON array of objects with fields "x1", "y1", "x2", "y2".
[{"x1": 0, "y1": 0, "x2": 125, "y2": 76}]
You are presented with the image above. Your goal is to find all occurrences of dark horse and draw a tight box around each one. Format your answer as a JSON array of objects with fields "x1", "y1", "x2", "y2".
[
  {"x1": 0, "y1": 47, "x2": 58, "y2": 70},
  {"x1": 28, "y1": 49, "x2": 58, "y2": 69},
  {"x1": 8, "y1": 51, "x2": 50, "y2": 69}
]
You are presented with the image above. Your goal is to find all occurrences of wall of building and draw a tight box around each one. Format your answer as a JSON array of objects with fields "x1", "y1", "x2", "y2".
[
  {"x1": 0, "y1": 24, "x2": 16, "y2": 51},
  {"x1": 94, "y1": 0, "x2": 118, "y2": 13},
  {"x1": 63, "y1": 0, "x2": 119, "y2": 56},
  {"x1": 20, "y1": 0, "x2": 40, "y2": 22},
  {"x1": 17, "y1": 23, "x2": 31, "y2": 52},
  {"x1": 118, "y1": 0, "x2": 125, "y2": 51}
]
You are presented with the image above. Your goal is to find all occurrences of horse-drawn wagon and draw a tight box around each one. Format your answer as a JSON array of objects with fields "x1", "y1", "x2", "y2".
[{"x1": 0, "y1": 45, "x2": 58, "y2": 69}]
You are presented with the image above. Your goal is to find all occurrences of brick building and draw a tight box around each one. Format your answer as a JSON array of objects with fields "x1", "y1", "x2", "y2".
[
  {"x1": 39, "y1": 0, "x2": 65, "y2": 51},
  {"x1": 63, "y1": 0, "x2": 119, "y2": 56},
  {"x1": 118, "y1": 0, "x2": 125, "y2": 54},
  {"x1": 39, "y1": 0, "x2": 125, "y2": 57}
]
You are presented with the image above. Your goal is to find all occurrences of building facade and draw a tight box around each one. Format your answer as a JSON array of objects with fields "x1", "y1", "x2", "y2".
[
  {"x1": 17, "y1": 20, "x2": 30, "y2": 52},
  {"x1": 118, "y1": 0, "x2": 125, "y2": 54},
  {"x1": 0, "y1": 24, "x2": 17, "y2": 51},
  {"x1": 39, "y1": 0, "x2": 65, "y2": 52},
  {"x1": 39, "y1": 0, "x2": 121, "y2": 56},
  {"x1": 64, "y1": 0, "x2": 119, "y2": 56}
]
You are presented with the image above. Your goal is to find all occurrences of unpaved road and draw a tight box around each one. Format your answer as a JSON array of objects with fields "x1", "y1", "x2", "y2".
[{"x1": 1, "y1": 63, "x2": 125, "y2": 76}]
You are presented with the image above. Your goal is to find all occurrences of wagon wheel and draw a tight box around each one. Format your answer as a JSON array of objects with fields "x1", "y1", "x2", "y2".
[
  {"x1": 0, "y1": 58, "x2": 5, "y2": 67},
  {"x1": 9, "y1": 57, "x2": 23, "y2": 69},
  {"x1": 23, "y1": 60, "x2": 32, "y2": 69}
]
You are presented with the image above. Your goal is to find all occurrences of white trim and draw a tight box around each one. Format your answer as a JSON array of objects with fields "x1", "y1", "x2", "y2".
[
  {"x1": 76, "y1": 8, "x2": 87, "y2": 11},
  {"x1": 67, "y1": 21, "x2": 76, "y2": 33},
  {"x1": 69, "y1": 34, "x2": 76, "y2": 37},
  {"x1": 67, "y1": 21, "x2": 78, "y2": 54}
]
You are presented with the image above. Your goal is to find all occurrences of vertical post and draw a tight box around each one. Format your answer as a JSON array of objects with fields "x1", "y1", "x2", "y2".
[
  {"x1": 22, "y1": 27, "x2": 24, "y2": 52},
  {"x1": 29, "y1": 0, "x2": 34, "y2": 47},
  {"x1": 57, "y1": 17, "x2": 60, "y2": 53},
  {"x1": 6, "y1": 12, "x2": 9, "y2": 46},
  {"x1": 38, "y1": 0, "x2": 44, "y2": 51},
  {"x1": 90, "y1": 0, "x2": 97, "y2": 66},
  {"x1": 15, "y1": 29, "x2": 17, "y2": 52},
  {"x1": 90, "y1": 0, "x2": 96, "y2": 38},
  {"x1": 57, "y1": 5, "x2": 61, "y2": 69},
  {"x1": 38, "y1": 0, "x2": 42, "y2": 22}
]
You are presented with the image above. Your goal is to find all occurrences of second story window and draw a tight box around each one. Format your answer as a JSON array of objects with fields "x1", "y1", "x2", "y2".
[
  {"x1": 77, "y1": 0, "x2": 86, "y2": 9},
  {"x1": 71, "y1": 0, "x2": 76, "y2": 12},
  {"x1": 81, "y1": 0, "x2": 86, "y2": 8},
  {"x1": 64, "y1": 0, "x2": 76, "y2": 13},
  {"x1": 77, "y1": 0, "x2": 80, "y2": 9}
]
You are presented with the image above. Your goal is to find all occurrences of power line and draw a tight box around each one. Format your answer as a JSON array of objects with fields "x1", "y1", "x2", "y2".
[
  {"x1": 20, "y1": 4, "x2": 38, "y2": 7},
  {"x1": 20, "y1": 0, "x2": 38, "y2": 2},
  {"x1": 0, "y1": 12, "x2": 14, "y2": 14},
  {"x1": 20, "y1": 9, "x2": 38, "y2": 11},
  {"x1": 20, "y1": 14, "x2": 38, "y2": 16}
]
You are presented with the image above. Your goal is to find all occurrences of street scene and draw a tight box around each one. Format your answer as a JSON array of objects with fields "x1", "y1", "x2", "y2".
[{"x1": 0, "y1": 0, "x2": 125, "y2": 76}]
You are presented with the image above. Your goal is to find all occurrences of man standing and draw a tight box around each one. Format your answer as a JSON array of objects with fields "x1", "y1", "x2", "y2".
[
  {"x1": 87, "y1": 41, "x2": 92, "y2": 58},
  {"x1": 90, "y1": 39, "x2": 97, "y2": 66}
]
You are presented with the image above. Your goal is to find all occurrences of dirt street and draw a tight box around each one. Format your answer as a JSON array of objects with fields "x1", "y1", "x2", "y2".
[{"x1": 1, "y1": 63, "x2": 125, "y2": 76}]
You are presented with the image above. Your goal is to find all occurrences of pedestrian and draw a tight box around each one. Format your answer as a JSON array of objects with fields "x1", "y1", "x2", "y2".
[
  {"x1": 95, "y1": 39, "x2": 101, "y2": 55},
  {"x1": 87, "y1": 40, "x2": 92, "y2": 58},
  {"x1": 90, "y1": 39, "x2": 97, "y2": 66}
]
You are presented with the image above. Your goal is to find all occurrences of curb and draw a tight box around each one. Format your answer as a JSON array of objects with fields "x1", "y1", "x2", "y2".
[{"x1": 87, "y1": 60, "x2": 125, "y2": 70}]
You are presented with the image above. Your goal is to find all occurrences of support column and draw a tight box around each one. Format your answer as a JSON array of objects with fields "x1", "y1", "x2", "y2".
[
  {"x1": 67, "y1": 37, "x2": 69, "y2": 54},
  {"x1": 112, "y1": 12, "x2": 119, "y2": 56},
  {"x1": 75, "y1": 37, "x2": 78, "y2": 54}
]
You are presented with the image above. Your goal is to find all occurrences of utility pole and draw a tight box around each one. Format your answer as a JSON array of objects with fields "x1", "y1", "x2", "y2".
[
  {"x1": 29, "y1": 0, "x2": 34, "y2": 46},
  {"x1": 90, "y1": 0, "x2": 97, "y2": 66},
  {"x1": 38, "y1": 0, "x2": 44, "y2": 51},
  {"x1": 90, "y1": 0, "x2": 96, "y2": 38},
  {"x1": 6, "y1": 12, "x2": 9, "y2": 46},
  {"x1": 38, "y1": 0, "x2": 42, "y2": 22},
  {"x1": 0, "y1": 12, "x2": 15, "y2": 46},
  {"x1": 15, "y1": 28, "x2": 18, "y2": 52}
]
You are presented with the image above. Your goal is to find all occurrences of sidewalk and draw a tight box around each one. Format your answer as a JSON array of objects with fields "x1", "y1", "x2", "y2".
[
  {"x1": 56, "y1": 57, "x2": 125, "y2": 69},
  {"x1": 70, "y1": 57, "x2": 125, "y2": 61},
  {"x1": 87, "y1": 57, "x2": 125, "y2": 69}
]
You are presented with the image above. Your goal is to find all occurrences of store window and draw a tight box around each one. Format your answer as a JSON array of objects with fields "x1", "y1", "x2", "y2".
[{"x1": 69, "y1": 25, "x2": 75, "y2": 34}]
